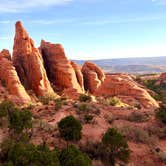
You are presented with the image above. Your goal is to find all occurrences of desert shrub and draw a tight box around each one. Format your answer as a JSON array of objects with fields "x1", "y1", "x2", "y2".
[
  {"x1": 116, "y1": 125, "x2": 156, "y2": 145},
  {"x1": 39, "y1": 93, "x2": 58, "y2": 105},
  {"x1": 101, "y1": 128, "x2": 130, "y2": 166},
  {"x1": 104, "y1": 114, "x2": 119, "y2": 124},
  {"x1": 54, "y1": 98, "x2": 63, "y2": 110},
  {"x1": 80, "y1": 141, "x2": 105, "y2": 160},
  {"x1": 8, "y1": 108, "x2": 32, "y2": 133},
  {"x1": 77, "y1": 103, "x2": 90, "y2": 112},
  {"x1": 79, "y1": 94, "x2": 92, "y2": 102},
  {"x1": 84, "y1": 114, "x2": 94, "y2": 123},
  {"x1": 104, "y1": 97, "x2": 124, "y2": 107},
  {"x1": 155, "y1": 104, "x2": 166, "y2": 124},
  {"x1": 146, "y1": 125, "x2": 166, "y2": 139},
  {"x1": 58, "y1": 115, "x2": 82, "y2": 141},
  {"x1": 0, "y1": 101, "x2": 15, "y2": 118},
  {"x1": 127, "y1": 112, "x2": 150, "y2": 122},
  {"x1": 59, "y1": 145, "x2": 92, "y2": 166},
  {"x1": 1, "y1": 141, "x2": 60, "y2": 166},
  {"x1": 157, "y1": 151, "x2": 166, "y2": 162}
]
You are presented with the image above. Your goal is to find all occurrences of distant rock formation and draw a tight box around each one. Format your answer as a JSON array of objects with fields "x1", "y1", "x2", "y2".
[
  {"x1": 157, "y1": 72, "x2": 166, "y2": 85},
  {"x1": 0, "y1": 49, "x2": 31, "y2": 104},
  {"x1": 95, "y1": 73, "x2": 158, "y2": 108},
  {"x1": 82, "y1": 61, "x2": 105, "y2": 93},
  {"x1": 13, "y1": 21, "x2": 55, "y2": 96},
  {"x1": 40, "y1": 40, "x2": 84, "y2": 95}
]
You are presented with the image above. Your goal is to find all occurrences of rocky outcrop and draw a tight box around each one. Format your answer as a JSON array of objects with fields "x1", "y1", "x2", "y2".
[
  {"x1": 157, "y1": 72, "x2": 166, "y2": 85},
  {"x1": 95, "y1": 73, "x2": 158, "y2": 108},
  {"x1": 40, "y1": 40, "x2": 84, "y2": 94},
  {"x1": 12, "y1": 21, "x2": 55, "y2": 96},
  {"x1": 70, "y1": 61, "x2": 84, "y2": 91},
  {"x1": 81, "y1": 61, "x2": 105, "y2": 93},
  {"x1": 0, "y1": 49, "x2": 31, "y2": 104}
]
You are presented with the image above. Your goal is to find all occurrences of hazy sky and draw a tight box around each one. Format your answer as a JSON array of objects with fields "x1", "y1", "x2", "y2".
[{"x1": 1, "y1": 0, "x2": 166, "y2": 59}]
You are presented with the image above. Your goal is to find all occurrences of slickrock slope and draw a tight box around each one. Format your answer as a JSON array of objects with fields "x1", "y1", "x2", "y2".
[
  {"x1": 95, "y1": 73, "x2": 159, "y2": 108},
  {"x1": 0, "y1": 49, "x2": 31, "y2": 104},
  {"x1": 82, "y1": 61, "x2": 105, "y2": 93},
  {"x1": 12, "y1": 21, "x2": 55, "y2": 96},
  {"x1": 40, "y1": 40, "x2": 84, "y2": 95}
]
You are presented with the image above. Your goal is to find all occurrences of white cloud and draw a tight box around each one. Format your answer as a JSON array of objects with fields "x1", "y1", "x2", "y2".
[{"x1": 0, "y1": 0, "x2": 73, "y2": 13}]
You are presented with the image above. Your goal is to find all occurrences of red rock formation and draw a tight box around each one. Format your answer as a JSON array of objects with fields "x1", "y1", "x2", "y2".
[
  {"x1": 40, "y1": 40, "x2": 84, "y2": 94},
  {"x1": 12, "y1": 21, "x2": 55, "y2": 96},
  {"x1": 157, "y1": 72, "x2": 166, "y2": 85},
  {"x1": 70, "y1": 61, "x2": 84, "y2": 91},
  {"x1": 95, "y1": 73, "x2": 158, "y2": 108},
  {"x1": 0, "y1": 49, "x2": 31, "y2": 104},
  {"x1": 81, "y1": 61, "x2": 105, "y2": 93}
]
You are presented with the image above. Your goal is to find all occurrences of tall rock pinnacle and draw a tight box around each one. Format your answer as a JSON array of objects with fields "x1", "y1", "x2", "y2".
[{"x1": 12, "y1": 21, "x2": 55, "y2": 96}]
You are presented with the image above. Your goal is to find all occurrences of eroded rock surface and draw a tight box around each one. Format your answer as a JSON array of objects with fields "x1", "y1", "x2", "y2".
[
  {"x1": 95, "y1": 73, "x2": 159, "y2": 108},
  {"x1": 0, "y1": 49, "x2": 31, "y2": 104},
  {"x1": 40, "y1": 40, "x2": 84, "y2": 94},
  {"x1": 81, "y1": 61, "x2": 105, "y2": 93},
  {"x1": 13, "y1": 21, "x2": 54, "y2": 96}
]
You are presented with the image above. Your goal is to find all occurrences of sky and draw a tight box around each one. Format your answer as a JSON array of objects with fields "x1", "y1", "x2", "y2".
[{"x1": 0, "y1": 0, "x2": 166, "y2": 60}]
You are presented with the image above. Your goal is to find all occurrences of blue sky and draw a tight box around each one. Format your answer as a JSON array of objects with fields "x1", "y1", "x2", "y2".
[{"x1": 1, "y1": 0, "x2": 166, "y2": 59}]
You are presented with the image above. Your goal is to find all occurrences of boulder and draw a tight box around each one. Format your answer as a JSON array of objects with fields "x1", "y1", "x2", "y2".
[
  {"x1": 40, "y1": 40, "x2": 84, "y2": 94},
  {"x1": 0, "y1": 49, "x2": 31, "y2": 104},
  {"x1": 12, "y1": 21, "x2": 55, "y2": 96},
  {"x1": 81, "y1": 61, "x2": 105, "y2": 93}
]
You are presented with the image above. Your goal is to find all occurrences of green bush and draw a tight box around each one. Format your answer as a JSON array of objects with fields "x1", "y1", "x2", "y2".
[
  {"x1": 1, "y1": 141, "x2": 60, "y2": 166},
  {"x1": 9, "y1": 108, "x2": 32, "y2": 133},
  {"x1": 84, "y1": 114, "x2": 93, "y2": 123},
  {"x1": 39, "y1": 93, "x2": 58, "y2": 105},
  {"x1": 102, "y1": 128, "x2": 130, "y2": 166},
  {"x1": 54, "y1": 98, "x2": 63, "y2": 110},
  {"x1": 58, "y1": 115, "x2": 82, "y2": 141},
  {"x1": 104, "y1": 97, "x2": 125, "y2": 107},
  {"x1": 117, "y1": 125, "x2": 156, "y2": 144},
  {"x1": 79, "y1": 94, "x2": 92, "y2": 102},
  {"x1": 77, "y1": 103, "x2": 89, "y2": 112},
  {"x1": 0, "y1": 101, "x2": 15, "y2": 118},
  {"x1": 156, "y1": 104, "x2": 166, "y2": 124},
  {"x1": 59, "y1": 145, "x2": 92, "y2": 166}
]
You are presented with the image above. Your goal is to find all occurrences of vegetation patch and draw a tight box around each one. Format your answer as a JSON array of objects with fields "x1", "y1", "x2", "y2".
[{"x1": 58, "y1": 115, "x2": 82, "y2": 141}]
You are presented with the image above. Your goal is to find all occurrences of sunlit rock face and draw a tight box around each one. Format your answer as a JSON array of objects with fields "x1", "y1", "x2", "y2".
[
  {"x1": 81, "y1": 61, "x2": 105, "y2": 93},
  {"x1": 13, "y1": 21, "x2": 55, "y2": 96},
  {"x1": 0, "y1": 49, "x2": 31, "y2": 104},
  {"x1": 95, "y1": 73, "x2": 159, "y2": 108},
  {"x1": 82, "y1": 61, "x2": 158, "y2": 108},
  {"x1": 40, "y1": 40, "x2": 84, "y2": 96}
]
